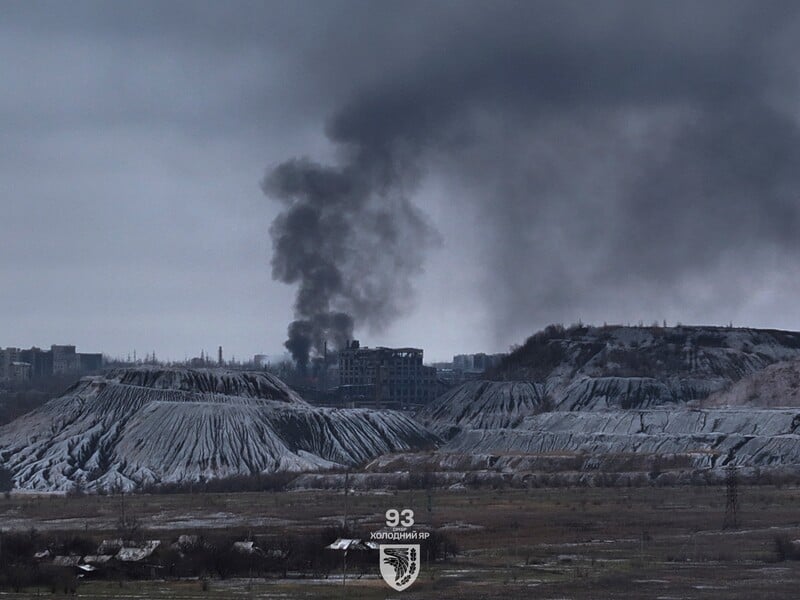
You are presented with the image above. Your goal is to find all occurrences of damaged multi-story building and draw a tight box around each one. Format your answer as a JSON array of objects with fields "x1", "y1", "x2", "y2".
[{"x1": 337, "y1": 340, "x2": 437, "y2": 409}]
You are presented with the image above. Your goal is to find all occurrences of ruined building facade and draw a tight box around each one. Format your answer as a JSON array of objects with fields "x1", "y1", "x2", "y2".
[{"x1": 337, "y1": 340, "x2": 437, "y2": 409}]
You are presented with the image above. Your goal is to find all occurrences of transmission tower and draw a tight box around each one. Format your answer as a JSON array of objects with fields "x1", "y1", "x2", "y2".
[{"x1": 723, "y1": 464, "x2": 739, "y2": 530}]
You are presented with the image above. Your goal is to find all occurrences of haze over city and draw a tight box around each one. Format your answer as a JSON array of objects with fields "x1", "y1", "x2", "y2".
[{"x1": 3, "y1": 0, "x2": 800, "y2": 363}]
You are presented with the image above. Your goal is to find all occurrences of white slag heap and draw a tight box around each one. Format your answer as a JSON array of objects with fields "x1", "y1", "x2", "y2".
[
  {"x1": 0, "y1": 367, "x2": 438, "y2": 492},
  {"x1": 414, "y1": 326, "x2": 800, "y2": 474}
]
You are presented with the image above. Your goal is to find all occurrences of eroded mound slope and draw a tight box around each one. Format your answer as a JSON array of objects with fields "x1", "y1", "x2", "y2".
[
  {"x1": 702, "y1": 358, "x2": 800, "y2": 408},
  {"x1": 0, "y1": 368, "x2": 437, "y2": 491}
]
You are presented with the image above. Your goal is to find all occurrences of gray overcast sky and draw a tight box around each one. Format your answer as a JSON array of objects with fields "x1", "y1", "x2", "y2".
[{"x1": 3, "y1": 1, "x2": 800, "y2": 363}]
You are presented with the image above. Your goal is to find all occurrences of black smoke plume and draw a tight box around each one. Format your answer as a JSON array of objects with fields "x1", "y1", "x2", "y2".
[
  {"x1": 263, "y1": 1, "x2": 800, "y2": 353},
  {"x1": 263, "y1": 137, "x2": 437, "y2": 367}
]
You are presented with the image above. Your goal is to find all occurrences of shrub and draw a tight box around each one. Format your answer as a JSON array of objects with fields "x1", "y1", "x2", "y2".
[{"x1": 774, "y1": 535, "x2": 800, "y2": 561}]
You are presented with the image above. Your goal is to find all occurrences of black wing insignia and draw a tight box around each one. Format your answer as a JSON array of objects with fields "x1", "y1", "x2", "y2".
[{"x1": 383, "y1": 547, "x2": 410, "y2": 582}]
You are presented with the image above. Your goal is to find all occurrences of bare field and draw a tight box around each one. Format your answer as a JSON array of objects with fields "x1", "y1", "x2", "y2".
[{"x1": 3, "y1": 484, "x2": 800, "y2": 598}]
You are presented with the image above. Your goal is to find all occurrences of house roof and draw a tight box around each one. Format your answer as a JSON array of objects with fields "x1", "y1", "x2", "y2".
[
  {"x1": 83, "y1": 555, "x2": 114, "y2": 564},
  {"x1": 326, "y1": 538, "x2": 375, "y2": 551},
  {"x1": 116, "y1": 540, "x2": 161, "y2": 562},
  {"x1": 232, "y1": 541, "x2": 256, "y2": 554},
  {"x1": 97, "y1": 539, "x2": 125, "y2": 554}
]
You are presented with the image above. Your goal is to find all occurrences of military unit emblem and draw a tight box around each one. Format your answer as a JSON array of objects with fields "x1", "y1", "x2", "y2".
[{"x1": 379, "y1": 544, "x2": 420, "y2": 591}]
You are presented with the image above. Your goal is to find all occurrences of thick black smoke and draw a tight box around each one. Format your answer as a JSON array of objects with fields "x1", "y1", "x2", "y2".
[
  {"x1": 264, "y1": 139, "x2": 436, "y2": 367},
  {"x1": 10, "y1": 1, "x2": 800, "y2": 362},
  {"x1": 267, "y1": 0, "x2": 800, "y2": 349}
]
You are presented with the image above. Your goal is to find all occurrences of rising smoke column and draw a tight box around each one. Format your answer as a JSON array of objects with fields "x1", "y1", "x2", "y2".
[
  {"x1": 264, "y1": 1, "x2": 800, "y2": 355},
  {"x1": 264, "y1": 142, "x2": 437, "y2": 368}
]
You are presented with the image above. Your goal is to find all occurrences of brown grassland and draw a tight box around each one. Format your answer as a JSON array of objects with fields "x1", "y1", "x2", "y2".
[{"x1": 2, "y1": 483, "x2": 800, "y2": 598}]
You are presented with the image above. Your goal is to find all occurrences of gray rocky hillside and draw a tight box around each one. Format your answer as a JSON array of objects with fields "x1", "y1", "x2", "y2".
[
  {"x1": 496, "y1": 324, "x2": 800, "y2": 407},
  {"x1": 404, "y1": 325, "x2": 800, "y2": 483},
  {"x1": 419, "y1": 325, "x2": 800, "y2": 437},
  {"x1": 701, "y1": 357, "x2": 800, "y2": 408}
]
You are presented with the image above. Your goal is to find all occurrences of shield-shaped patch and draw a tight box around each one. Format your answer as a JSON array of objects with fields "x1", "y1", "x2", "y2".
[{"x1": 379, "y1": 544, "x2": 420, "y2": 591}]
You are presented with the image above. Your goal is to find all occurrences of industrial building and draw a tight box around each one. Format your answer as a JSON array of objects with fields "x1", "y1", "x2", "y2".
[
  {"x1": 0, "y1": 345, "x2": 103, "y2": 381},
  {"x1": 452, "y1": 352, "x2": 506, "y2": 373},
  {"x1": 337, "y1": 340, "x2": 437, "y2": 409}
]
